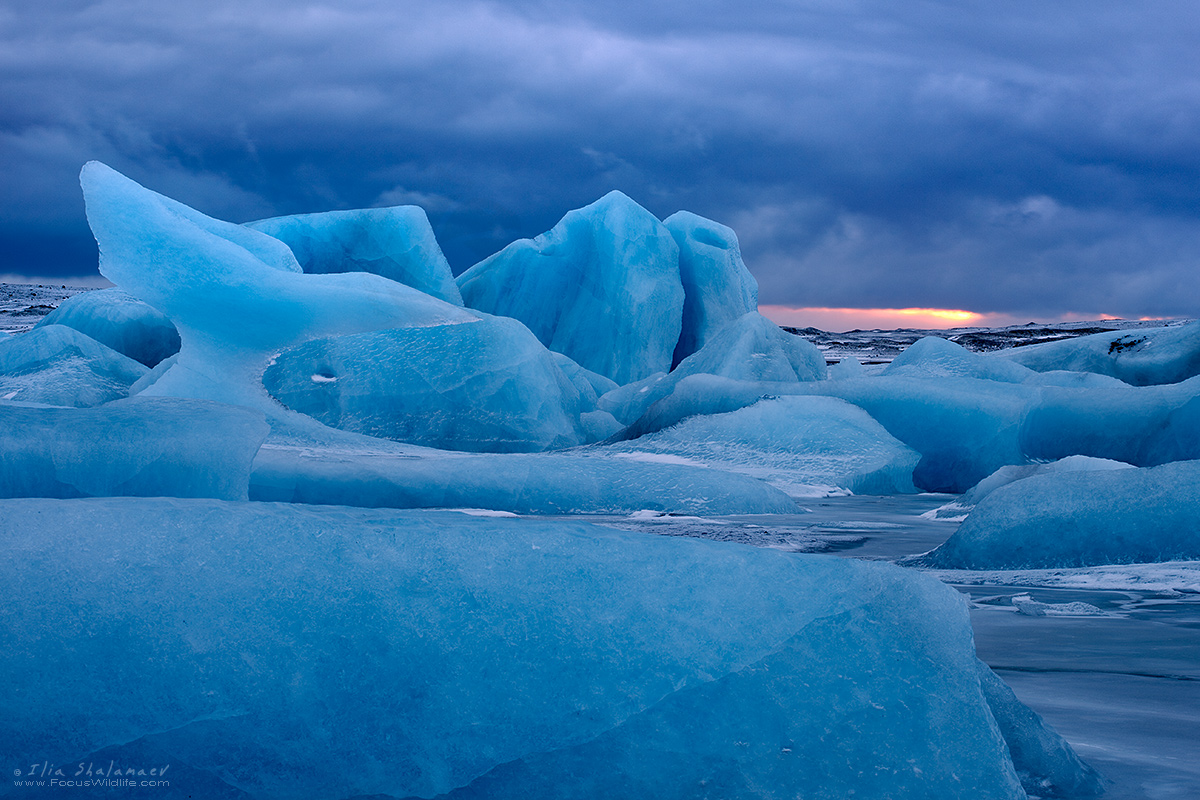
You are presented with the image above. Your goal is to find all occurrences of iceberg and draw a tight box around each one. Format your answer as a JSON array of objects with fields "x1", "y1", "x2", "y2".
[
  {"x1": 456, "y1": 191, "x2": 683, "y2": 386},
  {"x1": 1021, "y1": 376, "x2": 1200, "y2": 467},
  {"x1": 673, "y1": 311, "x2": 827, "y2": 384},
  {"x1": 80, "y1": 162, "x2": 476, "y2": 415},
  {"x1": 0, "y1": 497, "x2": 1094, "y2": 799},
  {"x1": 598, "y1": 312, "x2": 826, "y2": 426},
  {"x1": 925, "y1": 455, "x2": 1135, "y2": 520},
  {"x1": 250, "y1": 445, "x2": 802, "y2": 515},
  {"x1": 604, "y1": 395, "x2": 920, "y2": 497},
  {"x1": 263, "y1": 314, "x2": 591, "y2": 453},
  {"x1": 664, "y1": 211, "x2": 759, "y2": 366},
  {"x1": 0, "y1": 323, "x2": 147, "y2": 407},
  {"x1": 884, "y1": 335, "x2": 1128, "y2": 388},
  {"x1": 918, "y1": 460, "x2": 1200, "y2": 568},
  {"x1": 1003, "y1": 320, "x2": 1200, "y2": 386},
  {"x1": 620, "y1": 375, "x2": 1033, "y2": 493},
  {"x1": 0, "y1": 398, "x2": 268, "y2": 500},
  {"x1": 828, "y1": 356, "x2": 865, "y2": 379},
  {"x1": 884, "y1": 336, "x2": 1036, "y2": 383},
  {"x1": 35, "y1": 287, "x2": 181, "y2": 367},
  {"x1": 246, "y1": 206, "x2": 463, "y2": 305}
]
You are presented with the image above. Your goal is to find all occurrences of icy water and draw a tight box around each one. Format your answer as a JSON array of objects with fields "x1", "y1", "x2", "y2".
[
  {"x1": 0, "y1": 283, "x2": 94, "y2": 334},
  {"x1": 575, "y1": 495, "x2": 1200, "y2": 800}
]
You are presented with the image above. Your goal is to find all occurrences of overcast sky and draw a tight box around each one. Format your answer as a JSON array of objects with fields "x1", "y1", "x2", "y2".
[{"x1": 4, "y1": 0, "x2": 1200, "y2": 321}]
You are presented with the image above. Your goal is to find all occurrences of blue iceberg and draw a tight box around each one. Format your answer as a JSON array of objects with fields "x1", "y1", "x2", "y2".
[
  {"x1": 81, "y1": 161, "x2": 475, "y2": 415},
  {"x1": 664, "y1": 210, "x2": 759, "y2": 367},
  {"x1": 1021, "y1": 376, "x2": 1200, "y2": 467},
  {"x1": 884, "y1": 335, "x2": 1127, "y2": 388},
  {"x1": 456, "y1": 190, "x2": 683, "y2": 386},
  {"x1": 35, "y1": 287, "x2": 180, "y2": 367},
  {"x1": 246, "y1": 205, "x2": 463, "y2": 305},
  {"x1": 605, "y1": 395, "x2": 919, "y2": 497},
  {"x1": 0, "y1": 398, "x2": 268, "y2": 500},
  {"x1": 620, "y1": 375, "x2": 1034, "y2": 493},
  {"x1": 926, "y1": 455, "x2": 1135, "y2": 520},
  {"x1": 0, "y1": 497, "x2": 1095, "y2": 799},
  {"x1": 262, "y1": 314, "x2": 591, "y2": 453},
  {"x1": 0, "y1": 323, "x2": 147, "y2": 407},
  {"x1": 250, "y1": 445, "x2": 802, "y2": 515},
  {"x1": 1003, "y1": 320, "x2": 1200, "y2": 386},
  {"x1": 598, "y1": 312, "x2": 826, "y2": 426},
  {"x1": 919, "y1": 460, "x2": 1200, "y2": 568}
]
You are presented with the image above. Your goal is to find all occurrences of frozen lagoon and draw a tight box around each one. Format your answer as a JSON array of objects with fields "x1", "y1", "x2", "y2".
[{"x1": 589, "y1": 494, "x2": 1200, "y2": 800}]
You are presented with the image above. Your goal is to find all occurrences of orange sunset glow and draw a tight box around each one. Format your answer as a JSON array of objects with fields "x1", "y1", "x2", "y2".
[{"x1": 757, "y1": 305, "x2": 1122, "y2": 332}]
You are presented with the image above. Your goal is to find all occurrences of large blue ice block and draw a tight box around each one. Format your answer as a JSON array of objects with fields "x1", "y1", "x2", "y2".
[
  {"x1": 0, "y1": 398, "x2": 268, "y2": 500},
  {"x1": 0, "y1": 498, "x2": 1094, "y2": 799},
  {"x1": 247, "y1": 206, "x2": 463, "y2": 305},
  {"x1": 263, "y1": 314, "x2": 591, "y2": 452},
  {"x1": 35, "y1": 287, "x2": 180, "y2": 367},
  {"x1": 920, "y1": 460, "x2": 1200, "y2": 568},
  {"x1": 604, "y1": 395, "x2": 919, "y2": 496},
  {"x1": 80, "y1": 162, "x2": 475, "y2": 416},
  {"x1": 456, "y1": 190, "x2": 683, "y2": 386},
  {"x1": 0, "y1": 323, "x2": 147, "y2": 407}
]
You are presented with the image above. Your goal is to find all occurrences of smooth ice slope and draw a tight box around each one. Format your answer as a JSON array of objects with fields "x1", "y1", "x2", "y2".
[
  {"x1": 920, "y1": 460, "x2": 1200, "y2": 568},
  {"x1": 80, "y1": 162, "x2": 475, "y2": 416},
  {"x1": 0, "y1": 323, "x2": 146, "y2": 406},
  {"x1": 0, "y1": 497, "x2": 1094, "y2": 799},
  {"x1": 1003, "y1": 321, "x2": 1200, "y2": 386},
  {"x1": 0, "y1": 398, "x2": 268, "y2": 500},
  {"x1": 618, "y1": 375, "x2": 1034, "y2": 493},
  {"x1": 263, "y1": 314, "x2": 590, "y2": 452},
  {"x1": 36, "y1": 287, "x2": 181, "y2": 367},
  {"x1": 664, "y1": 211, "x2": 758, "y2": 367},
  {"x1": 251, "y1": 445, "x2": 801, "y2": 515},
  {"x1": 247, "y1": 206, "x2": 463, "y2": 305},
  {"x1": 926, "y1": 456, "x2": 1134, "y2": 520},
  {"x1": 606, "y1": 395, "x2": 919, "y2": 497},
  {"x1": 456, "y1": 191, "x2": 683, "y2": 386},
  {"x1": 885, "y1": 336, "x2": 1036, "y2": 383}
]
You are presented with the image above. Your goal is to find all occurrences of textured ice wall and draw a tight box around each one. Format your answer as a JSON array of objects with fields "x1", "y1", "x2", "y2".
[
  {"x1": 247, "y1": 206, "x2": 463, "y2": 305},
  {"x1": 0, "y1": 398, "x2": 268, "y2": 500},
  {"x1": 263, "y1": 314, "x2": 591, "y2": 452},
  {"x1": 80, "y1": 162, "x2": 475, "y2": 415},
  {"x1": 920, "y1": 460, "x2": 1200, "y2": 568},
  {"x1": 0, "y1": 323, "x2": 147, "y2": 406},
  {"x1": 36, "y1": 287, "x2": 180, "y2": 367},
  {"x1": 0, "y1": 497, "x2": 1095, "y2": 800},
  {"x1": 457, "y1": 190, "x2": 683, "y2": 386}
]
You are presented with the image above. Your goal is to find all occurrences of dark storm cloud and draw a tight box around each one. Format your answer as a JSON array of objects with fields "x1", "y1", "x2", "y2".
[{"x1": 3, "y1": 0, "x2": 1199, "y2": 317}]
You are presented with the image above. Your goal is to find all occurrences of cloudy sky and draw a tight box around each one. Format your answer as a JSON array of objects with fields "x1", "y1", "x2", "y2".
[{"x1": 4, "y1": 0, "x2": 1199, "y2": 325}]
